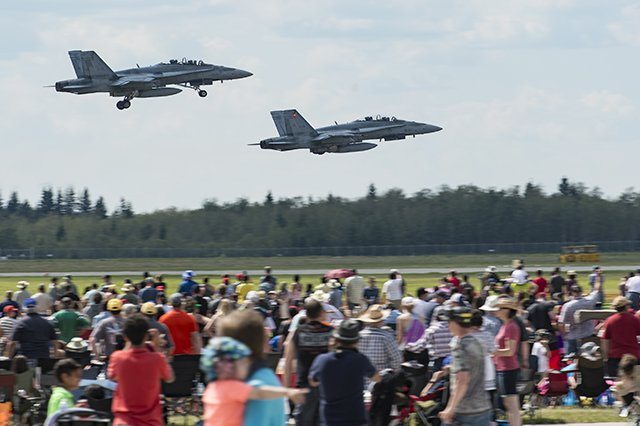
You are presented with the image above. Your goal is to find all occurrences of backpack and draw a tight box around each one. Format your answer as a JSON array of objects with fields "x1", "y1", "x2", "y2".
[{"x1": 404, "y1": 317, "x2": 426, "y2": 344}]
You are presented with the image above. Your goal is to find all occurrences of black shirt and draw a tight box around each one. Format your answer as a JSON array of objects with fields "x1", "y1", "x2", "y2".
[
  {"x1": 12, "y1": 313, "x2": 57, "y2": 359},
  {"x1": 549, "y1": 275, "x2": 565, "y2": 295},
  {"x1": 293, "y1": 320, "x2": 333, "y2": 387}
]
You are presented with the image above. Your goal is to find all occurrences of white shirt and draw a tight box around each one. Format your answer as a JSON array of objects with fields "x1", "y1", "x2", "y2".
[
  {"x1": 32, "y1": 292, "x2": 54, "y2": 314},
  {"x1": 412, "y1": 298, "x2": 429, "y2": 322},
  {"x1": 531, "y1": 342, "x2": 549, "y2": 373},
  {"x1": 382, "y1": 279, "x2": 403, "y2": 300},
  {"x1": 511, "y1": 269, "x2": 529, "y2": 285},
  {"x1": 344, "y1": 275, "x2": 366, "y2": 303},
  {"x1": 627, "y1": 276, "x2": 640, "y2": 293}
]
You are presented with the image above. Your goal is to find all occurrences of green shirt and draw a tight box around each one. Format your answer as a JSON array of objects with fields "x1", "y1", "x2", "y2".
[
  {"x1": 47, "y1": 386, "x2": 74, "y2": 416},
  {"x1": 52, "y1": 310, "x2": 90, "y2": 342}
]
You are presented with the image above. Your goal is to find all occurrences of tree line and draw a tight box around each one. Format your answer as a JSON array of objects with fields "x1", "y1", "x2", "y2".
[{"x1": 1, "y1": 178, "x2": 640, "y2": 249}]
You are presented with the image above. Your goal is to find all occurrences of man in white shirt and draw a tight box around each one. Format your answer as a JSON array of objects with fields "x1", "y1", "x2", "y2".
[
  {"x1": 625, "y1": 269, "x2": 640, "y2": 310},
  {"x1": 412, "y1": 287, "x2": 430, "y2": 323},
  {"x1": 31, "y1": 284, "x2": 54, "y2": 315},
  {"x1": 344, "y1": 270, "x2": 366, "y2": 311},
  {"x1": 382, "y1": 272, "x2": 403, "y2": 309},
  {"x1": 510, "y1": 259, "x2": 529, "y2": 286}
]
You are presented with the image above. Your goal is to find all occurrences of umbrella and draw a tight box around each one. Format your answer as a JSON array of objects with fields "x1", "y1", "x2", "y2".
[{"x1": 324, "y1": 269, "x2": 354, "y2": 279}]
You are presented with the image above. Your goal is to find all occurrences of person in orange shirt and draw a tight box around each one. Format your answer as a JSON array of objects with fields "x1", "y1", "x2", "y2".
[
  {"x1": 200, "y1": 337, "x2": 307, "y2": 426},
  {"x1": 159, "y1": 294, "x2": 202, "y2": 355}
]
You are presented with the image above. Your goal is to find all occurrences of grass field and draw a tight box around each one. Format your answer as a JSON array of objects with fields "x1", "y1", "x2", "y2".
[
  {"x1": 523, "y1": 407, "x2": 621, "y2": 424},
  {"x1": 0, "y1": 251, "x2": 639, "y2": 273}
]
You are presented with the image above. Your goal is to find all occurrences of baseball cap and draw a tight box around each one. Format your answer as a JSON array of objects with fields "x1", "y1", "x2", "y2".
[
  {"x1": 23, "y1": 298, "x2": 37, "y2": 308},
  {"x1": 2, "y1": 306, "x2": 18, "y2": 314},
  {"x1": 140, "y1": 302, "x2": 158, "y2": 315},
  {"x1": 182, "y1": 270, "x2": 196, "y2": 279},
  {"x1": 169, "y1": 293, "x2": 183, "y2": 305},
  {"x1": 106, "y1": 298, "x2": 123, "y2": 312}
]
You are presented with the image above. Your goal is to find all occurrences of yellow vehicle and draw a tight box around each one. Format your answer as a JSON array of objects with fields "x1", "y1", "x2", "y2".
[{"x1": 559, "y1": 245, "x2": 600, "y2": 263}]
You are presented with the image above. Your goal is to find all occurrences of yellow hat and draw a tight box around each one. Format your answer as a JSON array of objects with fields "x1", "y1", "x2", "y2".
[
  {"x1": 106, "y1": 298, "x2": 123, "y2": 312},
  {"x1": 140, "y1": 302, "x2": 158, "y2": 315}
]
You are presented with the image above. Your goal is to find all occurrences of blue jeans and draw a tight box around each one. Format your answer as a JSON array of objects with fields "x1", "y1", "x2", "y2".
[
  {"x1": 629, "y1": 292, "x2": 640, "y2": 311},
  {"x1": 566, "y1": 339, "x2": 578, "y2": 355},
  {"x1": 450, "y1": 409, "x2": 492, "y2": 426}
]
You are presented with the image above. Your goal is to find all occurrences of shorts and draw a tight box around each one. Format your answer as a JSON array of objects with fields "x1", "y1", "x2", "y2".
[{"x1": 497, "y1": 369, "x2": 519, "y2": 397}]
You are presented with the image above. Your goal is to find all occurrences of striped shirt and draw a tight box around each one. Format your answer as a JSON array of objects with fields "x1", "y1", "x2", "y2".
[
  {"x1": 0, "y1": 317, "x2": 18, "y2": 340},
  {"x1": 406, "y1": 320, "x2": 453, "y2": 358}
]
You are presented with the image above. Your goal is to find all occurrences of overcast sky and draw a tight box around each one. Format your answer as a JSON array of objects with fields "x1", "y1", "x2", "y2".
[{"x1": 1, "y1": 0, "x2": 638, "y2": 212}]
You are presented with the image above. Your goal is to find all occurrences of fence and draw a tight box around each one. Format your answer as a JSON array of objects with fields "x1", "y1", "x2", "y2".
[{"x1": 2, "y1": 240, "x2": 640, "y2": 259}]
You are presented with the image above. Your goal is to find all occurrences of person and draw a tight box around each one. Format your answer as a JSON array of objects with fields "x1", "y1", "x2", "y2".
[
  {"x1": 558, "y1": 285, "x2": 596, "y2": 355},
  {"x1": 140, "y1": 302, "x2": 175, "y2": 355},
  {"x1": 259, "y1": 266, "x2": 277, "y2": 292},
  {"x1": 531, "y1": 270, "x2": 548, "y2": 295},
  {"x1": 11, "y1": 354, "x2": 35, "y2": 396},
  {"x1": 89, "y1": 298, "x2": 125, "y2": 357},
  {"x1": 51, "y1": 297, "x2": 90, "y2": 343},
  {"x1": 204, "y1": 298, "x2": 234, "y2": 337},
  {"x1": 284, "y1": 299, "x2": 333, "y2": 425},
  {"x1": 108, "y1": 314, "x2": 174, "y2": 426},
  {"x1": 218, "y1": 309, "x2": 289, "y2": 426},
  {"x1": 447, "y1": 270, "x2": 461, "y2": 288},
  {"x1": 119, "y1": 283, "x2": 140, "y2": 305},
  {"x1": 358, "y1": 304, "x2": 401, "y2": 385},
  {"x1": 48, "y1": 277, "x2": 61, "y2": 302},
  {"x1": 178, "y1": 270, "x2": 199, "y2": 296},
  {"x1": 83, "y1": 292, "x2": 103, "y2": 322},
  {"x1": 405, "y1": 309, "x2": 453, "y2": 373},
  {"x1": 310, "y1": 318, "x2": 379, "y2": 426},
  {"x1": 200, "y1": 336, "x2": 307, "y2": 426},
  {"x1": 15, "y1": 281, "x2": 31, "y2": 307},
  {"x1": 396, "y1": 297, "x2": 425, "y2": 347},
  {"x1": 424, "y1": 290, "x2": 447, "y2": 326},
  {"x1": 327, "y1": 280, "x2": 342, "y2": 309},
  {"x1": 0, "y1": 291, "x2": 20, "y2": 313},
  {"x1": 526, "y1": 292, "x2": 560, "y2": 369},
  {"x1": 363, "y1": 277, "x2": 380, "y2": 306},
  {"x1": 32, "y1": 284, "x2": 54, "y2": 315},
  {"x1": 236, "y1": 278, "x2": 256, "y2": 303},
  {"x1": 626, "y1": 269, "x2": 640, "y2": 311},
  {"x1": 549, "y1": 267, "x2": 565, "y2": 296},
  {"x1": 159, "y1": 294, "x2": 201, "y2": 355},
  {"x1": 436, "y1": 307, "x2": 492, "y2": 426},
  {"x1": 510, "y1": 259, "x2": 528, "y2": 286},
  {"x1": 614, "y1": 354, "x2": 639, "y2": 417},
  {"x1": 344, "y1": 270, "x2": 366, "y2": 311},
  {"x1": 0, "y1": 306, "x2": 19, "y2": 341},
  {"x1": 601, "y1": 296, "x2": 640, "y2": 377},
  {"x1": 493, "y1": 297, "x2": 522, "y2": 426},
  {"x1": 82, "y1": 283, "x2": 100, "y2": 306},
  {"x1": 588, "y1": 266, "x2": 605, "y2": 306},
  {"x1": 382, "y1": 272, "x2": 403, "y2": 309},
  {"x1": 412, "y1": 287, "x2": 430, "y2": 322},
  {"x1": 46, "y1": 359, "x2": 82, "y2": 418},
  {"x1": 565, "y1": 270, "x2": 578, "y2": 295},
  {"x1": 8, "y1": 298, "x2": 59, "y2": 360},
  {"x1": 138, "y1": 278, "x2": 158, "y2": 303}
]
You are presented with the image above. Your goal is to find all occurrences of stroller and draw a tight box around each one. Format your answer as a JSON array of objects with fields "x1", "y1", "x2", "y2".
[
  {"x1": 43, "y1": 408, "x2": 111, "y2": 426},
  {"x1": 394, "y1": 376, "x2": 449, "y2": 426}
]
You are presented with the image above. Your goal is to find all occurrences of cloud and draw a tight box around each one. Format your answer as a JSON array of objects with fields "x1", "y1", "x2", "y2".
[
  {"x1": 609, "y1": 4, "x2": 640, "y2": 46},
  {"x1": 580, "y1": 90, "x2": 634, "y2": 115}
]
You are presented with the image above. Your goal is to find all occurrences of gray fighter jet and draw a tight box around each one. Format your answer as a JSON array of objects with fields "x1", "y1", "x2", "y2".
[
  {"x1": 251, "y1": 110, "x2": 442, "y2": 154},
  {"x1": 53, "y1": 50, "x2": 252, "y2": 110}
]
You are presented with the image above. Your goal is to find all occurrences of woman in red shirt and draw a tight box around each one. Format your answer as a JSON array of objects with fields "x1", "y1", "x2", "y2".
[{"x1": 493, "y1": 297, "x2": 522, "y2": 426}]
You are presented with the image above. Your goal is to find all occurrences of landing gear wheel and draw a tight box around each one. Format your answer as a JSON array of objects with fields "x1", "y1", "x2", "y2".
[
  {"x1": 116, "y1": 101, "x2": 125, "y2": 110},
  {"x1": 123, "y1": 100, "x2": 131, "y2": 109},
  {"x1": 198, "y1": 90, "x2": 208, "y2": 98}
]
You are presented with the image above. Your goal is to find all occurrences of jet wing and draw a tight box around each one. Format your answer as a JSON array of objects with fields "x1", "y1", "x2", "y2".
[
  {"x1": 110, "y1": 75, "x2": 161, "y2": 88},
  {"x1": 313, "y1": 131, "x2": 357, "y2": 141},
  {"x1": 355, "y1": 123, "x2": 405, "y2": 134}
]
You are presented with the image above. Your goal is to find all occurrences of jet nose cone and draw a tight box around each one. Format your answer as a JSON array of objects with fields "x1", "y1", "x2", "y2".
[
  {"x1": 423, "y1": 124, "x2": 442, "y2": 133},
  {"x1": 232, "y1": 69, "x2": 253, "y2": 79}
]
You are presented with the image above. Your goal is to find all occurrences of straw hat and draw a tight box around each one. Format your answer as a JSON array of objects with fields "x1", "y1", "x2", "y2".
[
  {"x1": 310, "y1": 290, "x2": 330, "y2": 303},
  {"x1": 479, "y1": 295, "x2": 500, "y2": 312},
  {"x1": 121, "y1": 283, "x2": 134, "y2": 292},
  {"x1": 495, "y1": 297, "x2": 519, "y2": 311},
  {"x1": 16, "y1": 281, "x2": 29, "y2": 289},
  {"x1": 612, "y1": 296, "x2": 631, "y2": 309},
  {"x1": 485, "y1": 266, "x2": 497, "y2": 273},
  {"x1": 359, "y1": 304, "x2": 391, "y2": 323},
  {"x1": 66, "y1": 337, "x2": 88, "y2": 352},
  {"x1": 327, "y1": 279, "x2": 341, "y2": 289}
]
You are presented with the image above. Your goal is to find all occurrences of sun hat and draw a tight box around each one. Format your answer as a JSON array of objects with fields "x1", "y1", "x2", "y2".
[
  {"x1": 65, "y1": 337, "x2": 89, "y2": 352},
  {"x1": 567, "y1": 270, "x2": 577, "y2": 276},
  {"x1": 327, "y1": 279, "x2": 341, "y2": 289},
  {"x1": 612, "y1": 296, "x2": 630, "y2": 309},
  {"x1": 332, "y1": 318, "x2": 363, "y2": 342},
  {"x1": 485, "y1": 266, "x2": 497, "y2": 273},
  {"x1": 479, "y1": 295, "x2": 500, "y2": 312},
  {"x1": 315, "y1": 283, "x2": 331, "y2": 293},
  {"x1": 121, "y1": 283, "x2": 135, "y2": 292},
  {"x1": 310, "y1": 289, "x2": 330, "y2": 303},
  {"x1": 359, "y1": 304, "x2": 391, "y2": 323},
  {"x1": 16, "y1": 281, "x2": 29, "y2": 289},
  {"x1": 200, "y1": 337, "x2": 252, "y2": 382},
  {"x1": 495, "y1": 297, "x2": 519, "y2": 311},
  {"x1": 140, "y1": 302, "x2": 158, "y2": 315},
  {"x1": 106, "y1": 298, "x2": 123, "y2": 312}
]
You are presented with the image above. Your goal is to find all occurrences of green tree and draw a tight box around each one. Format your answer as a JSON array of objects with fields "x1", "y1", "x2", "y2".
[
  {"x1": 94, "y1": 197, "x2": 108, "y2": 219},
  {"x1": 79, "y1": 188, "x2": 92, "y2": 214},
  {"x1": 6, "y1": 192, "x2": 19, "y2": 214},
  {"x1": 38, "y1": 187, "x2": 55, "y2": 215}
]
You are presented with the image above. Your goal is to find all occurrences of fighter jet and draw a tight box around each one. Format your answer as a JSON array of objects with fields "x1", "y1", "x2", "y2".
[
  {"x1": 53, "y1": 50, "x2": 252, "y2": 110},
  {"x1": 251, "y1": 110, "x2": 442, "y2": 154}
]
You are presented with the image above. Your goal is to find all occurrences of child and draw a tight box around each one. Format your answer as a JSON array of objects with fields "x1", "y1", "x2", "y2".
[
  {"x1": 46, "y1": 359, "x2": 82, "y2": 417},
  {"x1": 200, "y1": 336, "x2": 308, "y2": 426},
  {"x1": 615, "y1": 354, "x2": 638, "y2": 417}
]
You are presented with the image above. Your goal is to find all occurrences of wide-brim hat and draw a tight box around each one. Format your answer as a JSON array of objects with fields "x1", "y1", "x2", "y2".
[
  {"x1": 567, "y1": 270, "x2": 577, "y2": 276},
  {"x1": 66, "y1": 337, "x2": 88, "y2": 352},
  {"x1": 332, "y1": 318, "x2": 362, "y2": 342},
  {"x1": 310, "y1": 290, "x2": 330, "y2": 303},
  {"x1": 16, "y1": 281, "x2": 29, "y2": 289},
  {"x1": 479, "y1": 295, "x2": 500, "y2": 312},
  {"x1": 485, "y1": 266, "x2": 497, "y2": 273},
  {"x1": 359, "y1": 304, "x2": 391, "y2": 323},
  {"x1": 495, "y1": 297, "x2": 519, "y2": 311},
  {"x1": 121, "y1": 284, "x2": 134, "y2": 292},
  {"x1": 612, "y1": 296, "x2": 631, "y2": 309}
]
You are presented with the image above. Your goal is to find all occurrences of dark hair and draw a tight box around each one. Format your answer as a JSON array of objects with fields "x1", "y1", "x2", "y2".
[
  {"x1": 218, "y1": 310, "x2": 266, "y2": 361},
  {"x1": 84, "y1": 384, "x2": 105, "y2": 400},
  {"x1": 54, "y1": 358, "x2": 81, "y2": 381},
  {"x1": 304, "y1": 299, "x2": 323, "y2": 320},
  {"x1": 288, "y1": 306, "x2": 299, "y2": 318},
  {"x1": 507, "y1": 309, "x2": 517, "y2": 319},
  {"x1": 389, "y1": 272, "x2": 397, "y2": 280},
  {"x1": 293, "y1": 274, "x2": 300, "y2": 282},
  {"x1": 93, "y1": 292, "x2": 103, "y2": 305},
  {"x1": 123, "y1": 314, "x2": 150, "y2": 346},
  {"x1": 11, "y1": 355, "x2": 29, "y2": 374}
]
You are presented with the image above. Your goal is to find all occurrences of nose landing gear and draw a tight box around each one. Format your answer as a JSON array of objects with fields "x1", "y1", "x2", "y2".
[
  {"x1": 116, "y1": 100, "x2": 131, "y2": 110},
  {"x1": 198, "y1": 90, "x2": 207, "y2": 98}
]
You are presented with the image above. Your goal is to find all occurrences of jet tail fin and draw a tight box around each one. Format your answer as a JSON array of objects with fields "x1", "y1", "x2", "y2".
[
  {"x1": 68, "y1": 50, "x2": 117, "y2": 79},
  {"x1": 270, "y1": 110, "x2": 317, "y2": 138}
]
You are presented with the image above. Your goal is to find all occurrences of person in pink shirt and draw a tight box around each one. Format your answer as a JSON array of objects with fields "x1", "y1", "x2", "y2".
[
  {"x1": 200, "y1": 337, "x2": 308, "y2": 426},
  {"x1": 493, "y1": 297, "x2": 522, "y2": 426}
]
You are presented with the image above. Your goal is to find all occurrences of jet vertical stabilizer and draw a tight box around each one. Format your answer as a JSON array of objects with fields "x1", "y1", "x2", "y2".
[
  {"x1": 68, "y1": 50, "x2": 116, "y2": 80},
  {"x1": 270, "y1": 110, "x2": 318, "y2": 138}
]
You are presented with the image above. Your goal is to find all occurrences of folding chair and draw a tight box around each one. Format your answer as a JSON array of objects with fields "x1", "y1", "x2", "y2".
[{"x1": 162, "y1": 354, "x2": 202, "y2": 425}]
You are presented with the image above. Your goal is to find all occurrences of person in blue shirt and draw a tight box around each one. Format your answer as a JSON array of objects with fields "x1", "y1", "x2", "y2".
[
  {"x1": 217, "y1": 309, "x2": 286, "y2": 426},
  {"x1": 178, "y1": 270, "x2": 198, "y2": 296}
]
